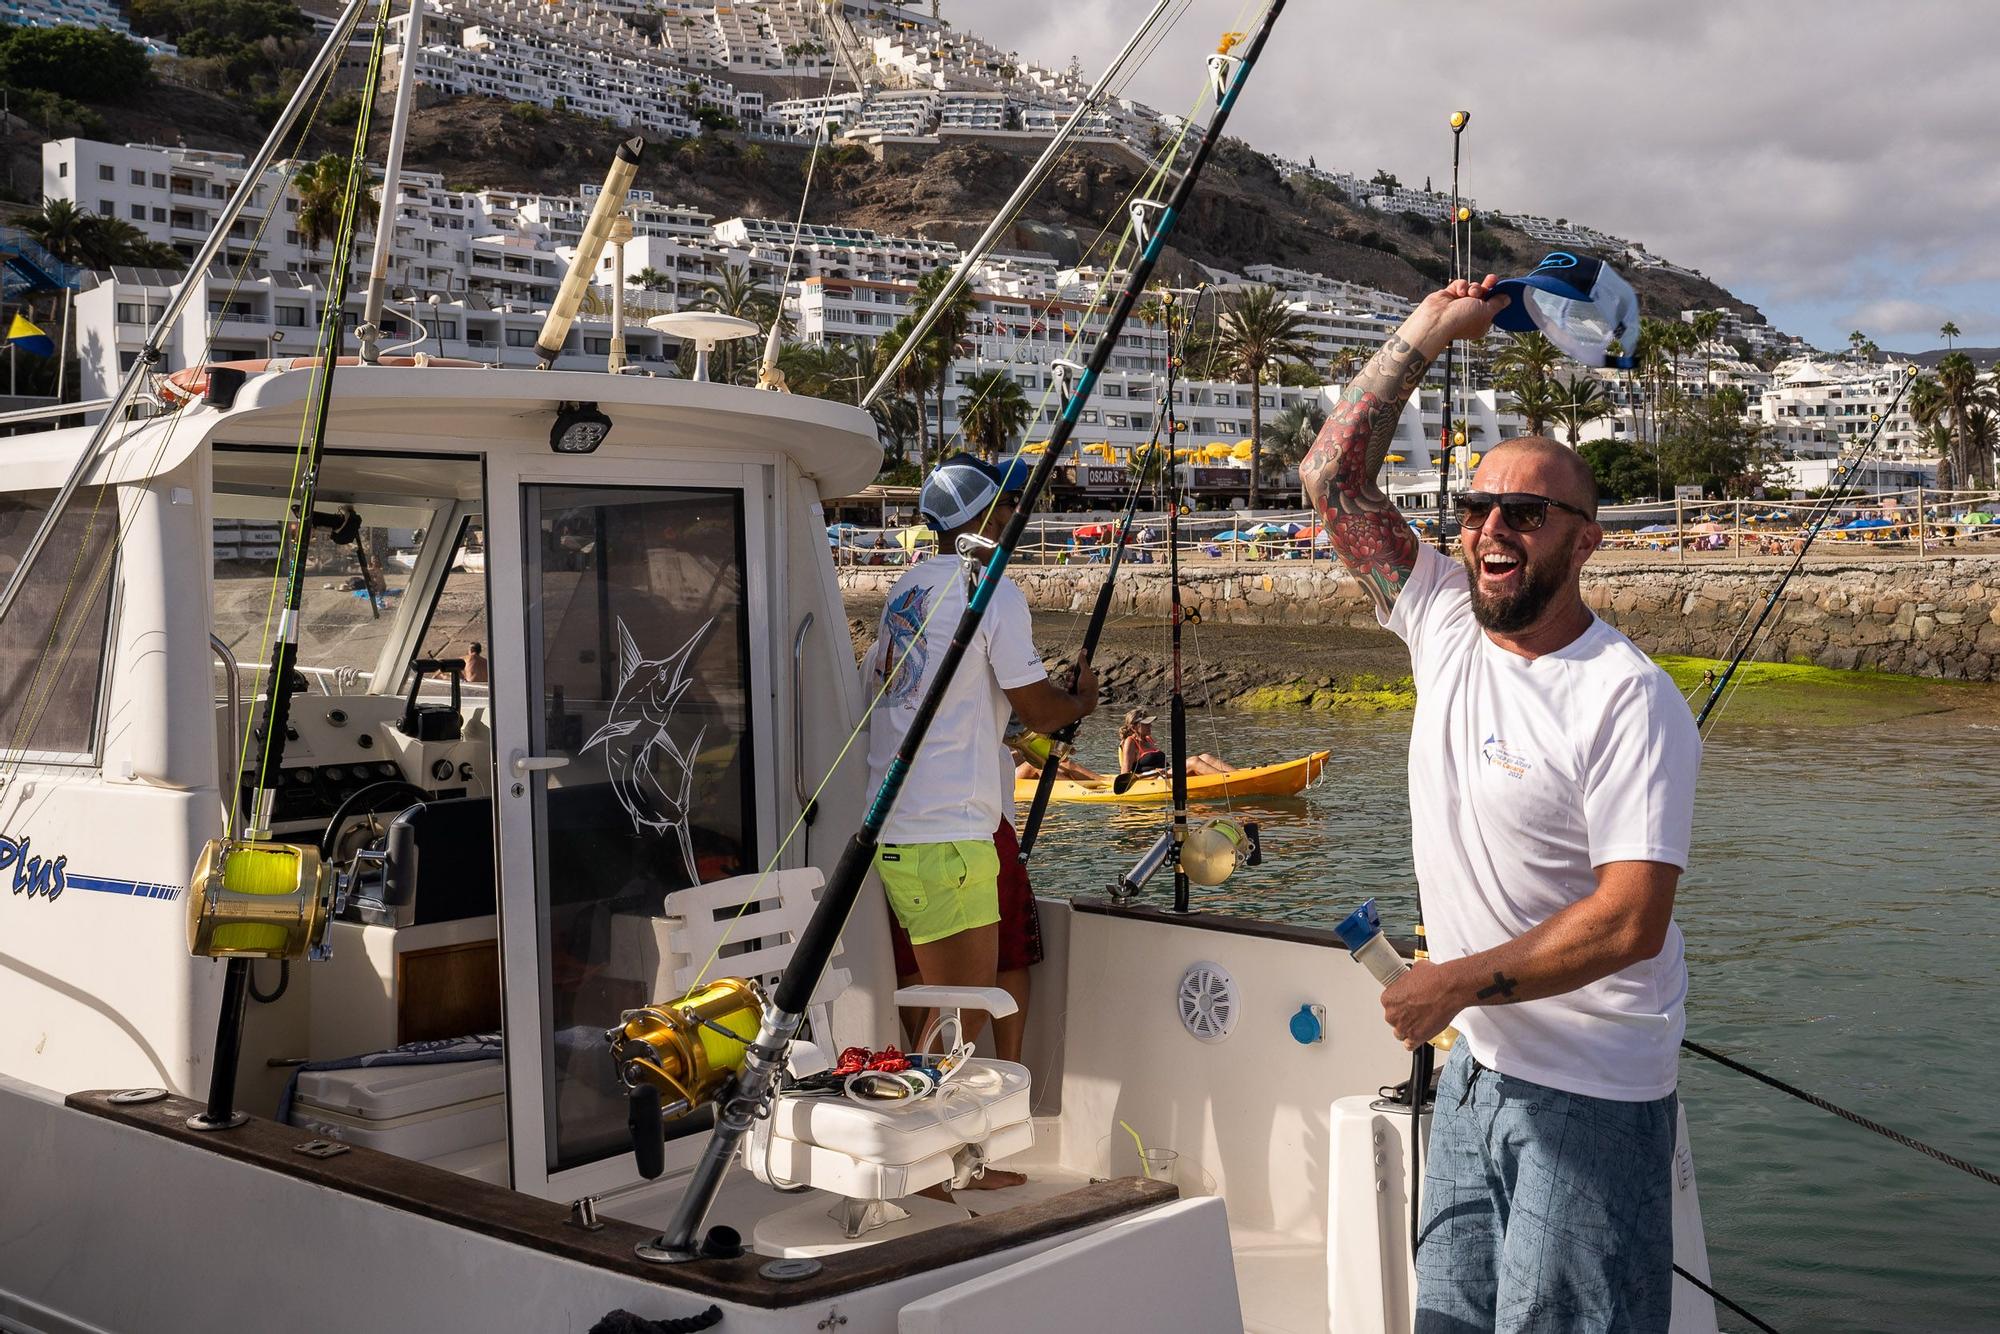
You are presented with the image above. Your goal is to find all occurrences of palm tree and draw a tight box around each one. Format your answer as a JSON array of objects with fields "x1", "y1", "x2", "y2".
[
  {"x1": 1326, "y1": 346, "x2": 1363, "y2": 387},
  {"x1": 1211, "y1": 285, "x2": 1315, "y2": 508},
  {"x1": 908, "y1": 266, "x2": 976, "y2": 450},
  {"x1": 22, "y1": 199, "x2": 92, "y2": 266},
  {"x1": 1846, "y1": 329, "x2": 1869, "y2": 361},
  {"x1": 1909, "y1": 374, "x2": 1954, "y2": 488},
  {"x1": 1258, "y1": 399, "x2": 1328, "y2": 503},
  {"x1": 1934, "y1": 352, "x2": 1998, "y2": 489},
  {"x1": 1552, "y1": 375, "x2": 1614, "y2": 446},
  {"x1": 290, "y1": 153, "x2": 356, "y2": 260},
  {"x1": 1493, "y1": 332, "x2": 1563, "y2": 436},
  {"x1": 957, "y1": 369, "x2": 1033, "y2": 460},
  {"x1": 1691, "y1": 310, "x2": 1723, "y2": 398},
  {"x1": 1939, "y1": 320, "x2": 1961, "y2": 350},
  {"x1": 873, "y1": 318, "x2": 943, "y2": 469},
  {"x1": 691, "y1": 264, "x2": 781, "y2": 383},
  {"x1": 628, "y1": 266, "x2": 673, "y2": 293}
]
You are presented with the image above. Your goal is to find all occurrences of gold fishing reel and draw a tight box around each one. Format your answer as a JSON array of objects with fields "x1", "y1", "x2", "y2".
[
  {"x1": 609, "y1": 977, "x2": 769, "y2": 1120},
  {"x1": 187, "y1": 837, "x2": 334, "y2": 961},
  {"x1": 1179, "y1": 817, "x2": 1263, "y2": 887}
]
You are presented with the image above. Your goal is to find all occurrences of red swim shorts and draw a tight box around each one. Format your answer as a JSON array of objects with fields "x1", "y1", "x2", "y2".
[{"x1": 889, "y1": 818, "x2": 1045, "y2": 978}]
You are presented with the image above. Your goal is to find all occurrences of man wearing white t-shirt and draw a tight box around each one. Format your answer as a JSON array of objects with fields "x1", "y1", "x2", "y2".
[
  {"x1": 1303, "y1": 278, "x2": 1700, "y2": 1334},
  {"x1": 863, "y1": 455, "x2": 1097, "y2": 1054}
]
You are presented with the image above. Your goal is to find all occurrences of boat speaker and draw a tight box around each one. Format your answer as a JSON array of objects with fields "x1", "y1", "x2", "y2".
[
  {"x1": 609, "y1": 977, "x2": 768, "y2": 1119},
  {"x1": 187, "y1": 838, "x2": 333, "y2": 960}
]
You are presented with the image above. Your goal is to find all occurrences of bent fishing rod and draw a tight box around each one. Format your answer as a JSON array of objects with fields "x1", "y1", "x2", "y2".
[
  {"x1": 1016, "y1": 403, "x2": 1169, "y2": 858},
  {"x1": 642, "y1": 2, "x2": 1290, "y2": 1260},
  {"x1": 1693, "y1": 364, "x2": 1918, "y2": 731}
]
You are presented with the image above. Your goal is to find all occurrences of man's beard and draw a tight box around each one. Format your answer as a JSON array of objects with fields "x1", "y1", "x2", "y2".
[{"x1": 1464, "y1": 545, "x2": 1568, "y2": 633}]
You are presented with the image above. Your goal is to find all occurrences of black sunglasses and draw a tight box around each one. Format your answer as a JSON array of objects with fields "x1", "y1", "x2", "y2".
[{"x1": 1455, "y1": 490, "x2": 1595, "y2": 533}]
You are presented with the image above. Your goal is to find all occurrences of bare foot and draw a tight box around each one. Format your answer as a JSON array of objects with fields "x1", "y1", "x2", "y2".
[{"x1": 963, "y1": 1168, "x2": 1026, "y2": 1191}]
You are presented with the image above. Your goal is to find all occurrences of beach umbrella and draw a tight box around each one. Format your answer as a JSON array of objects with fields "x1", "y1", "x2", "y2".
[
  {"x1": 1955, "y1": 511, "x2": 1995, "y2": 524},
  {"x1": 1385, "y1": 454, "x2": 1406, "y2": 464},
  {"x1": 1637, "y1": 523, "x2": 1675, "y2": 534},
  {"x1": 1073, "y1": 523, "x2": 1111, "y2": 541},
  {"x1": 1247, "y1": 522, "x2": 1284, "y2": 536},
  {"x1": 1283, "y1": 522, "x2": 1304, "y2": 535},
  {"x1": 1213, "y1": 529, "x2": 1249, "y2": 541},
  {"x1": 896, "y1": 525, "x2": 937, "y2": 550}
]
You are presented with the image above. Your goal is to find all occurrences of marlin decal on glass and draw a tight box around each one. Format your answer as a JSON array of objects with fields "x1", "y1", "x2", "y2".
[{"x1": 584, "y1": 616, "x2": 715, "y2": 882}]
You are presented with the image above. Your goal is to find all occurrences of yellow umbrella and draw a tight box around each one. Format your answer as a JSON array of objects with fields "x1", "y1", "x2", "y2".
[
  {"x1": 1021, "y1": 440, "x2": 1048, "y2": 455},
  {"x1": 1231, "y1": 440, "x2": 1255, "y2": 460},
  {"x1": 1385, "y1": 454, "x2": 1406, "y2": 464},
  {"x1": 896, "y1": 525, "x2": 937, "y2": 551}
]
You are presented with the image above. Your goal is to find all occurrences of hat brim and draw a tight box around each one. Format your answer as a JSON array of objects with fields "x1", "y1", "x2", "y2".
[{"x1": 1491, "y1": 273, "x2": 1593, "y2": 333}]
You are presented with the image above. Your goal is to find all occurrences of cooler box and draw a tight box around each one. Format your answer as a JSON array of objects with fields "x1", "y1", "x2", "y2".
[{"x1": 290, "y1": 1058, "x2": 507, "y2": 1184}]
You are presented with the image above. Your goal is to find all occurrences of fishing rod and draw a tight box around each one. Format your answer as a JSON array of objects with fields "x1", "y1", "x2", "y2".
[
  {"x1": 185, "y1": 2, "x2": 392, "y2": 1132},
  {"x1": 637, "y1": 5, "x2": 1289, "y2": 1261},
  {"x1": 1016, "y1": 396, "x2": 1169, "y2": 858},
  {"x1": 1693, "y1": 364, "x2": 1918, "y2": 731},
  {"x1": 1432, "y1": 110, "x2": 1469, "y2": 552},
  {"x1": 0, "y1": 0, "x2": 375, "y2": 634},
  {"x1": 1164, "y1": 290, "x2": 1192, "y2": 914},
  {"x1": 858, "y1": 0, "x2": 1185, "y2": 411}
]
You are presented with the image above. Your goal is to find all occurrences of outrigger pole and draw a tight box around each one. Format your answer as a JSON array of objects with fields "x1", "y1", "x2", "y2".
[
  {"x1": 641, "y1": 2, "x2": 1291, "y2": 1261},
  {"x1": 1016, "y1": 399, "x2": 1168, "y2": 858},
  {"x1": 1432, "y1": 111, "x2": 1469, "y2": 551},
  {"x1": 0, "y1": 0, "x2": 376, "y2": 632},
  {"x1": 857, "y1": 0, "x2": 1183, "y2": 411},
  {"x1": 1693, "y1": 364, "x2": 1919, "y2": 731},
  {"x1": 358, "y1": 0, "x2": 425, "y2": 364}
]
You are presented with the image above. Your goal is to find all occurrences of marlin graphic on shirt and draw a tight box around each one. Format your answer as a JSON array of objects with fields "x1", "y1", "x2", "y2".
[{"x1": 585, "y1": 616, "x2": 714, "y2": 881}]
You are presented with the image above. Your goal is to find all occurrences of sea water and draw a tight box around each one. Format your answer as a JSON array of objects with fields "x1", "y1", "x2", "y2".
[{"x1": 1025, "y1": 710, "x2": 2000, "y2": 1333}]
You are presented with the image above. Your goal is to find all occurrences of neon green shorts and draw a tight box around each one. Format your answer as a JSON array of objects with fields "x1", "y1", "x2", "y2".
[{"x1": 874, "y1": 838, "x2": 1001, "y2": 946}]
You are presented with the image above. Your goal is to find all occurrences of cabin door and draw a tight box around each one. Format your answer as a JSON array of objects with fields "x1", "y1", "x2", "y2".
[{"x1": 496, "y1": 468, "x2": 774, "y2": 1200}]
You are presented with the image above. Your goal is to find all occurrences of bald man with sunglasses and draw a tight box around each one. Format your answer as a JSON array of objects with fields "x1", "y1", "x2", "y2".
[{"x1": 1303, "y1": 278, "x2": 1700, "y2": 1334}]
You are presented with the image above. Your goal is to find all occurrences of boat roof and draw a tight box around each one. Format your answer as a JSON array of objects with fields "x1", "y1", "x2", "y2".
[{"x1": 7, "y1": 367, "x2": 884, "y2": 497}]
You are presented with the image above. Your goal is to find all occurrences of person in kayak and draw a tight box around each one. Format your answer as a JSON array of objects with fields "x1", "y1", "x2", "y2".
[
  {"x1": 1302, "y1": 274, "x2": 1699, "y2": 1334},
  {"x1": 1118, "y1": 709, "x2": 1231, "y2": 777}
]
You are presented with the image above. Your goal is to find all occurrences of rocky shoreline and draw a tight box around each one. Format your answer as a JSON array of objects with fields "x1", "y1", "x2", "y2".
[{"x1": 844, "y1": 556, "x2": 2000, "y2": 727}]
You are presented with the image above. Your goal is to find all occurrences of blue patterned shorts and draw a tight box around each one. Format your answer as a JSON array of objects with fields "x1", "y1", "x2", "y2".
[{"x1": 1415, "y1": 1044, "x2": 1677, "y2": 1334}]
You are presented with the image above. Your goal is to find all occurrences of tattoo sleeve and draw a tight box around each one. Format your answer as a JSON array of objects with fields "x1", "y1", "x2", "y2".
[{"x1": 1299, "y1": 332, "x2": 1431, "y2": 613}]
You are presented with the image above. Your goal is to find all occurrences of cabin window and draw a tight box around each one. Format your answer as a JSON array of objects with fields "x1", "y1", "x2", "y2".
[{"x1": 0, "y1": 489, "x2": 118, "y2": 762}]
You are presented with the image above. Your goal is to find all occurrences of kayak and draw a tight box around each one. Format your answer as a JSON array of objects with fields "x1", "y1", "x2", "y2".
[{"x1": 1017, "y1": 751, "x2": 1330, "y2": 805}]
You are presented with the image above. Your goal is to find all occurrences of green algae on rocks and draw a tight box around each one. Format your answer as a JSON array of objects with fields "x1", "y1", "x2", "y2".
[
  {"x1": 1232, "y1": 674, "x2": 1416, "y2": 713},
  {"x1": 1653, "y1": 655, "x2": 1991, "y2": 728}
]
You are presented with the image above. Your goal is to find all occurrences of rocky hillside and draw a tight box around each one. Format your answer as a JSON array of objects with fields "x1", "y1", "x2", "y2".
[
  {"x1": 4, "y1": 61, "x2": 1757, "y2": 322},
  {"x1": 374, "y1": 95, "x2": 1755, "y2": 320}
]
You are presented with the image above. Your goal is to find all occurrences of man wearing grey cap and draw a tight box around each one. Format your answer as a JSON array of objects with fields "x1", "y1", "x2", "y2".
[{"x1": 862, "y1": 453, "x2": 1097, "y2": 1091}]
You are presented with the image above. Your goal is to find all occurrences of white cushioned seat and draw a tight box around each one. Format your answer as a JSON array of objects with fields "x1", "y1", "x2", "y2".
[{"x1": 746, "y1": 1058, "x2": 1034, "y2": 1203}]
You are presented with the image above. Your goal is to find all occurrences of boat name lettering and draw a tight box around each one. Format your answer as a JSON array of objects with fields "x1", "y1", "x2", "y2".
[{"x1": 0, "y1": 834, "x2": 67, "y2": 901}]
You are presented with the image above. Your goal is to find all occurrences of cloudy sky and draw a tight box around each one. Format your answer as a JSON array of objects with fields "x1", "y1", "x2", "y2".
[{"x1": 944, "y1": 0, "x2": 2000, "y2": 352}]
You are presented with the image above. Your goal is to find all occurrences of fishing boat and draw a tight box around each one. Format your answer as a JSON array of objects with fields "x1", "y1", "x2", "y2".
[
  {"x1": 1016, "y1": 751, "x2": 1330, "y2": 804},
  {"x1": 0, "y1": 4, "x2": 1733, "y2": 1332}
]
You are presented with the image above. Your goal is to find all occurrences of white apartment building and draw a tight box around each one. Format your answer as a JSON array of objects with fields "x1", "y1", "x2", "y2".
[
  {"x1": 1758, "y1": 360, "x2": 1927, "y2": 461},
  {"x1": 1, "y1": 0, "x2": 178, "y2": 55},
  {"x1": 74, "y1": 265, "x2": 678, "y2": 401}
]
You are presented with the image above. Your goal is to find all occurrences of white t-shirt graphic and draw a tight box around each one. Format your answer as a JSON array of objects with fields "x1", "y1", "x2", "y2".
[
  {"x1": 1384, "y1": 544, "x2": 1700, "y2": 1100},
  {"x1": 864, "y1": 555, "x2": 1046, "y2": 843}
]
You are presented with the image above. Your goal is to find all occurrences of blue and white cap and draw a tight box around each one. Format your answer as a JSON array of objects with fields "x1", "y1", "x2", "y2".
[
  {"x1": 1493, "y1": 252, "x2": 1639, "y2": 369},
  {"x1": 990, "y1": 453, "x2": 1033, "y2": 496},
  {"x1": 919, "y1": 452, "x2": 1002, "y2": 530}
]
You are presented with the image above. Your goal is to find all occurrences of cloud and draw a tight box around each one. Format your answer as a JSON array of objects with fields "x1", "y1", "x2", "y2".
[
  {"x1": 1845, "y1": 299, "x2": 1959, "y2": 339},
  {"x1": 943, "y1": 0, "x2": 2000, "y2": 348}
]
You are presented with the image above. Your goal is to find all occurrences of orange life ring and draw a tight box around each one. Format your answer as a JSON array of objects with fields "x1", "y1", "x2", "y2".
[{"x1": 154, "y1": 355, "x2": 488, "y2": 408}]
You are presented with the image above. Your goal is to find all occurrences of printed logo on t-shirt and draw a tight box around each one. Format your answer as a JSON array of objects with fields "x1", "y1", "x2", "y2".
[
  {"x1": 879, "y1": 583, "x2": 933, "y2": 705},
  {"x1": 1481, "y1": 734, "x2": 1534, "y2": 779}
]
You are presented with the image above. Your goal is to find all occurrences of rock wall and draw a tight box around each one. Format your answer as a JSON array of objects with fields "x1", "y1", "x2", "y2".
[{"x1": 840, "y1": 556, "x2": 2000, "y2": 681}]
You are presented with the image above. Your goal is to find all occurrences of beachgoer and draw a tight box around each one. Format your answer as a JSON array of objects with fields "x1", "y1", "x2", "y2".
[
  {"x1": 863, "y1": 453, "x2": 1096, "y2": 1189},
  {"x1": 1118, "y1": 710, "x2": 1230, "y2": 777},
  {"x1": 461, "y1": 641, "x2": 489, "y2": 684},
  {"x1": 1303, "y1": 276, "x2": 1700, "y2": 1334}
]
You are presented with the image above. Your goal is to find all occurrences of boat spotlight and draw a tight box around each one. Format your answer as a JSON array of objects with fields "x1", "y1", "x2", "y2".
[
  {"x1": 551, "y1": 400, "x2": 612, "y2": 454},
  {"x1": 187, "y1": 837, "x2": 334, "y2": 960},
  {"x1": 1179, "y1": 818, "x2": 1262, "y2": 887}
]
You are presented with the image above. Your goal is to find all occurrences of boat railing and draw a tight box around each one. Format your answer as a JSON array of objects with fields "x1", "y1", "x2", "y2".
[{"x1": 827, "y1": 486, "x2": 2000, "y2": 568}]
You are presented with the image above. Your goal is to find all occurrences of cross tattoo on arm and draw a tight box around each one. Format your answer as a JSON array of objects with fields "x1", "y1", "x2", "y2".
[{"x1": 1475, "y1": 970, "x2": 1520, "y2": 1002}]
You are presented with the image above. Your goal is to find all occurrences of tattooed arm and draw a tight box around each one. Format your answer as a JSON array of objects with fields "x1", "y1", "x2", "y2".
[
  {"x1": 1378, "y1": 860, "x2": 1681, "y2": 1048},
  {"x1": 1300, "y1": 276, "x2": 1507, "y2": 613}
]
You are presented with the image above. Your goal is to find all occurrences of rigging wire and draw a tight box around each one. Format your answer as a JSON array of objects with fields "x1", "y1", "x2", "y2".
[{"x1": 688, "y1": 27, "x2": 1239, "y2": 989}]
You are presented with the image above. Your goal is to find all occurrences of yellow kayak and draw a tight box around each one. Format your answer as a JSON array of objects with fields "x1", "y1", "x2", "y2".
[{"x1": 1017, "y1": 751, "x2": 1330, "y2": 805}]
